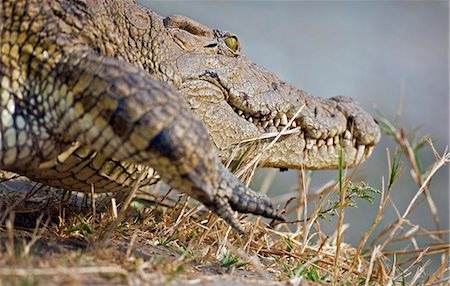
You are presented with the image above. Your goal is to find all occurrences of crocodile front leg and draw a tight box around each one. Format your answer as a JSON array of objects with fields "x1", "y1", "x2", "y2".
[{"x1": 38, "y1": 49, "x2": 283, "y2": 232}]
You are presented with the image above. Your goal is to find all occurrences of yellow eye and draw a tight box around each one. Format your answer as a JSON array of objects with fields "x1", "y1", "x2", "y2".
[{"x1": 225, "y1": 36, "x2": 239, "y2": 52}]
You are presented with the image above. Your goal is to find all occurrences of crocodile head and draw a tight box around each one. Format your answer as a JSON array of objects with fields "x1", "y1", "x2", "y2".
[{"x1": 154, "y1": 15, "x2": 380, "y2": 169}]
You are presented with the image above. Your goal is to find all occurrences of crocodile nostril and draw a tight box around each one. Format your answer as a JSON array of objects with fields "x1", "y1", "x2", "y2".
[
  {"x1": 347, "y1": 115, "x2": 354, "y2": 128},
  {"x1": 204, "y1": 43, "x2": 217, "y2": 48},
  {"x1": 373, "y1": 118, "x2": 379, "y2": 125}
]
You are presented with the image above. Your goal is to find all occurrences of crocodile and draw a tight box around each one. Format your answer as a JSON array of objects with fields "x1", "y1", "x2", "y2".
[{"x1": 0, "y1": 0, "x2": 380, "y2": 233}]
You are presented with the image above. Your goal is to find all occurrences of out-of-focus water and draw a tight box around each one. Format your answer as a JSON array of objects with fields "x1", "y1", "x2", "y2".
[{"x1": 141, "y1": 1, "x2": 449, "y2": 246}]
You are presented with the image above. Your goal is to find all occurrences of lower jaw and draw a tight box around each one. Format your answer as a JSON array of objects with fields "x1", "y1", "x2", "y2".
[{"x1": 217, "y1": 135, "x2": 374, "y2": 170}]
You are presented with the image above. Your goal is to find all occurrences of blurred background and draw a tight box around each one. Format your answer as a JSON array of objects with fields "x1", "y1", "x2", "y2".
[{"x1": 143, "y1": 1, "x2": 449, "y2": 248}]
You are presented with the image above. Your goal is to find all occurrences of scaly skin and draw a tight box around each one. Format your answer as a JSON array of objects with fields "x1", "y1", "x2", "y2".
[{"x1": 0, "y1": 0, "x2": 380, "y2": 232}]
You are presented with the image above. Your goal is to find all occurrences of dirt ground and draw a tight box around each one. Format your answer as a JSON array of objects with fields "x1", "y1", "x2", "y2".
[
  {"x1": 0, "y1": 178, "x2": 307, "y2": 286},
  {"x1": 0, "y1": 229, "x2": 292, "y2": 286}
]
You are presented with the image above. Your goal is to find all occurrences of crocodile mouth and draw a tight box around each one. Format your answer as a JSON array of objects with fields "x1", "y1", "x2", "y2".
[
  {"x1": 230, "y1": 105, "x2": 299, "y2": 131},
  {"x1": 228, "y1": 104, "x2": 376, "y2": 166},
  {"x1": 183, "y1": 67, "x2": 379, "y2": 168}
]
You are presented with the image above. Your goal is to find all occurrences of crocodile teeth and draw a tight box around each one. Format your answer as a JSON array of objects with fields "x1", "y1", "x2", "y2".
[
  {"x1": 334, "y1": 136, "x2": 339, "y2": 145},
  {"x1": 344, "y1": 130, "x2": 351, "y2": 139},
  {"x1": 317, "y1": 139, "x2": 324, "y2": 147},
  {"x1": 306, "y1": 138, "x2": 316, "y2": 149},
  {"x1": 262, "y1": 121, "x2": 269, "y2": 129},
  {"x1": 248, "y1": 117, "x2": 253, "y2": 123},
  {"x1": 355, "y1": 145, "x2": 365, "y2": 163},
  {"x1": 268, "y1": 126, "x2": 278, "y2": 133},
  {"x1": 327, "y1": 137, "x2": 333, "y2": 146},
  {"x1": 274, "y1": 117, "x2": 281, "y2": 127},
  {"x1": 291, "y1": 121, "x2": 297, "y2": 128},
  {"x1": 352, "y1": 138, "x2": 356, "y2": 146},
  {"x1": 329, "y1": 129, "x2": 337, "y2": 138},
  {"x1": 366, "y1": 146, "x2": 374, "y2": 157},
  {"x1": 238, "y1": 110, "x2": 244, "y2": 116},
  {"x1": 280, "y1": 113, "x2": 288, "y2": 125},
  {"x1": 343, "y1": 139, "x2": 352, "y2": 147}
]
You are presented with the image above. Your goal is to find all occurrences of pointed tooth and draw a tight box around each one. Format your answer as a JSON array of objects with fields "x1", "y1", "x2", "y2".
[
  {"x1": 355, "y1": 145, "x2": 365, "y2": 163},
  {"x1": 248, "y1": 117, "x2": 253, "y2": 123},
  {"x1": 268, "y1": 126, "x2": 278, "y2": 133},
  {"x1": 317, "y1": 139, "x2": 324, "y2": 147},
  {"x1": 366, "y1": 146, "x2": 374, "y2": 157},
  {"x1": 352, "y1": 138, "x2": 356, "y2": 146},
  {"x1": 269, "y1": 119, "x2": 274, "y2": 126},
  {"x1": 291, "y1": 121, "x2": 297, "y2": 128},
  {"x1": 238, "y1": 110, "x2": 244, "y2": 116},
  {"x1": 306, "y1": 138, "x2": 316, "y2": 149},
  {"x1": 330, "y1": 129, "x2": 338, "y2": 138},
  {"x1": 262, "y1": 121, "x2": 269, "y2": 129},
  {"x1": 280, "y1": 113, "x2": 288, "y2": 125},
  {"x1": 344, "y1": 130, "x2": 351, "y2": 139},
  {"x1": 274, "y1": 118, "x2": 281, "y2": 127},
  {"x1": 327, "y1": 137, "x2": 333, "y2": 146},
  {"x1": 334, "y1": 136, "x2": 340, "y2": 145},
  {"x1": 343, "y1": 139, "x2": 352, "y2": 147},
  {"x1": 241, "y1": 114, "x2": 246, "y2": 119}
]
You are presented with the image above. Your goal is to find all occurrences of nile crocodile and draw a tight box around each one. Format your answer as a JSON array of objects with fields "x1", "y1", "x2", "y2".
[{"x1": 0, "y1": 0, "x2": 380, "y2": 232}]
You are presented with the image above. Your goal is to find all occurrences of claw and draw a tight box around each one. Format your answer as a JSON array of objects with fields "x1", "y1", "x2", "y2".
[
  {"x1": 210, "y1": 196, "x2": 245, "y2": 234},
  {"x1": 229, "y1": 185, "x2": 285, "y2": 221},
  {"x1": 207, "y1": 163, "x2": 285, "y2": 234}
]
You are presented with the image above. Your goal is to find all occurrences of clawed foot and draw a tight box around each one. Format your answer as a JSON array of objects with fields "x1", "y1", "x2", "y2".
[{"x1": 206, "y1": 165, "x2": 285, "y2": 234}]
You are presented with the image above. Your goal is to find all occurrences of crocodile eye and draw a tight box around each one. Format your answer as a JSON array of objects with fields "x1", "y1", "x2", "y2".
[{"x1": 225, "y1": 36, "x2": 239, "y2": 52}]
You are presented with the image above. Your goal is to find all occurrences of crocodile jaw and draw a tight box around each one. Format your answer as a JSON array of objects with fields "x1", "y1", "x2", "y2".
[
  {"x1": 232, "y1": 132, "x2": 377, "y2": 170},
  {"x1": 159, "y1": 15, "x2": 380, "y2": 169},
  {"x1": 172, "y1": 57, "x2": 379, "y2": 170}
]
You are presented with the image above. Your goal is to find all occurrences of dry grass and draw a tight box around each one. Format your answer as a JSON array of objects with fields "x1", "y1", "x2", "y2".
[{"x1": 0, "y1": 117, "x2": 448, "y2": 286}]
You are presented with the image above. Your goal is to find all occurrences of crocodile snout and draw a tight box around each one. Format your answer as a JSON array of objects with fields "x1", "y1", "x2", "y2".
[
  {"x1": 219, "y1": 83, "x2": 381, "y2": 169},
  {"x1": 331, "y1": 95, "x2": 381, "y2": 146}
]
